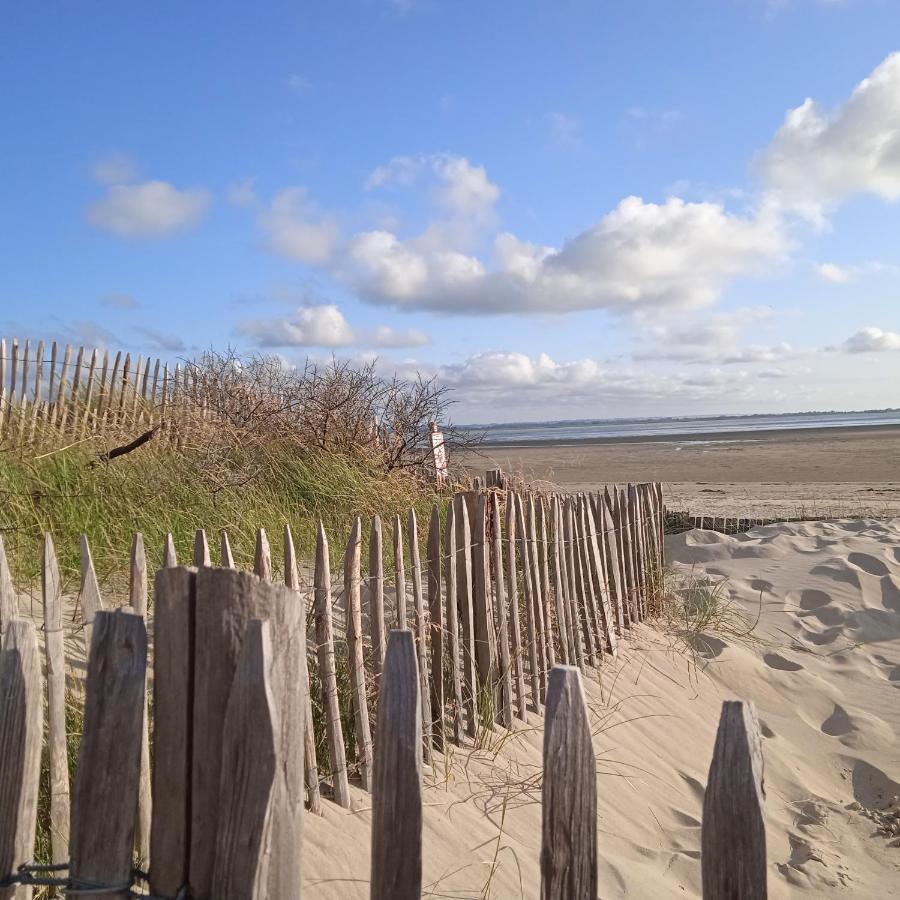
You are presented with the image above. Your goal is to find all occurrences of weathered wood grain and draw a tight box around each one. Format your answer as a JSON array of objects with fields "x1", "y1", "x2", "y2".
[
  {"x1": 210, "y1": 619, "x2": 279, "y2": 900},
  {"x1": 0, "y1": 621, "x2": 42, "y2": 900},
  {"x1": 549, "y1": 497, "x2": 571, "y2": 666},
  {"x1": 541, "y1": 665, "x2": 596, "y2": 900},
  {"x1": 220, "y1": 531, "x2": 235, "y2": 568},
  {"x1": 193, "y1": 528, "x2": 211, "y2": 568},
  {"x1": 369, "y1": 515, "x2": 386, "y2": 678},
  {"x1": 527, "y1": 495, "x2": 548, "y2": 697},
  {"x1": 283, "y1": 524, "x2": 322, "y2": 816},
  {"x1": 490, "y1": 493, "x2": 514, "y2": 728},
  {"x1": 407, "y1": 509, "x2": 433, "y2": 761},
  {"x1": 516, "y1": 495, "x2": 542, "y2": 709},
  {"x1": 128, "y1": 532, "x2": 152, "y2": 866},
  {"x1": 314, "y1": 524, "x2": 350, "y2": 808},
  {"x1": 345, "y1": 517, "x2": 373, "y2": 790},
  {"x1": 538, "y1": 497, "x2": 556, "y2": 669},
  {"x1": 254, "y1": 528, "x2": 273, "y2": 583},
  {"x1": 444, "y1": 502, "x2": 464, "y2": 743},
  {"x1": 393, "y1": 513, "x2": 407, "y2": 629},
  {"x1": 163, "y1": 533, "x2": 178, "y2": 568},
  {"x1": 454, "y1": 494, "x2": 477, "y2": 736},
  {"x1": 370, "y1": 630, "x2": 422, "y2": 900},
  {"x1": 70, "y1": 610, "x2": 147, "y2": 900},
  {"x1": 426, "y1": 504, "x2": 445, "y2": 748},
  {"x1": 505, "y1": 492, "x2": 527, "y2": 721},
  {"x1": 701, "y1": 700, "x2": 767, "y2": 899},
  {"x1": 471, "y1": 493, "x2": 497, "y2": 722},
  {"x1": 41, "y1": 534, "x2": 69, "y2": 866},
  {"x1": 150, "y1": 567, "x2": 195, "y2": 897},
  {"x1": 0, "y1": 537, "x2": 16, "y2": 639},
  {"x1": 79, "y1": 534, "x2": 105, "y2": 662},
  {"x1": 190, "y1": 567, "x2": 305, "y2": 897}
]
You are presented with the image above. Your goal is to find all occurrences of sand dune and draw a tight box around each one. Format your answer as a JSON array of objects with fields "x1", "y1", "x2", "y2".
[{"x1": 304, "y1": 519, "x2": 900, "y2": 898}]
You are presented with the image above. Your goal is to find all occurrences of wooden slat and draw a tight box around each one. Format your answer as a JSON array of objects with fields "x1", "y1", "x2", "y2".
[
  {"x1": 61, "y1": 345, "x2": 82, "y2": 432},
  {"x1": 527, "y1": 495, "x2": 548, "y2": 697},
  {"x1": 0, "y1": 337, "x2": 7, "y2": 438},
  {"x1": 283, "y1": 524, "x2": 322, "y2": 816},
  {"x1": 254, "y1": 528, "x2": 273, "y2": 583},
  {"x1": 608, "y1": 488, "x2": 631, "y2": 629},
  {"x1": 563, "y1": 498, "x2": 585, "y2": 668},
  {"x1": 345, "y1": 517, "x2": 373, "y2": 790},
  {"x1": 702, "y1": 700, "x2": 767, "y2": 899},
  {"x1": 210, "y1": 619, "x2": 279, "y2": 899},
  {"x1": 576, "y1": 497, "x2": 603, "y2": 662},
  {"x1": 193, "y1": 529, "x2": 211, "y2": 568},
  {"x1": 426, "y1": 504, "x2": 444, "y2": 749},
  {"x1": 453, "y1": 494, "x2": 477, "y2": 737},
  {"x1": 220, "y1": 531, "x2": 235, "y2": 568},
  {"x1": 149, "y1": 567, "x2": 195, "y2": 897},
  {"x1": 129, "y1": 532, "x2": 152, "y2": 866},
  {"x1": 444, "y1": 501, "x2": 464, "y2": 743},
  {"x1": 541, "y1": 665, "x2": 597, "y2": 899},
  {"x1": 52, "y1": 344, "x2": 71, "y2": 428},
  {"x1": 490, "y1": 492, "x2": 513, "y2": 727},
  {"x1": 27, "y1": 341, "x2": 44, "y2": 444},
  {"x1": 70, "y1": 610, "x2": 147, "y2": 900},
  {"x1": 0, "y1": 537, "x2": 16, "y2": 639},
  {"x1": 538, "y1": 497, "x2": 556, "y2": 669},
  {"x1": 598, "y1": 494, "x2": 626, "y2": 636},
  {"x1": 515, "y1": 494, "x2": 542, "y2": 709},
  {"x1": 586, "y1": 499, "x2": 617, "y2": 655},
  {"x1": 505, "y1": 492, "x2": 527, "y2": 721},
  {"x1": 550, "y1": 496, "x2": 571, "y2": 665},
  {"x1": 0, "y1": 621, "x2": 43, "y2": 900},
  {"x1": 46, "y1": 342, "x2": 57, "y2": 425},
  {"x1": 190, "y1": 568, "x2": 305, "y2": 898},
  {"x1": 471, "y1": 493, "x2": 496, "y2": 723},
  {"x1": 572, "y1": 499, "x2": 598, "y2": 666},
  {"x1": 392, "y1": 514, "x2": 407, "y2": 629},
  {"x1": 370, "y1": 630, "x2": 422, "y2": 900},
  {"x1": 79, "y1": 534, "x2": 105, "y2": 657},
  {"x1": 314, "y1": 523, "x2": 350, "y2": 807},
  {"x1": 369, "y1": 515, "x2": 386, "y2": 678},
  {"x1": 163, "y1": 533, "x2": 178, "y2": 568},
  {"x1": 42, "y1": 534, "x2": 69, "y2": 866},
  {"x1": 79, "y1": 348, "x2": 98, "y2": 437},
  {"x1": 407, "y1": 509, "x2": 432, "y2": 762}
]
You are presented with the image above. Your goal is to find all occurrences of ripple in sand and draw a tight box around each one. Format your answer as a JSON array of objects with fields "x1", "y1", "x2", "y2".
[{"x1": 799, "y1": 588, "x2": 832, "y2": 610}]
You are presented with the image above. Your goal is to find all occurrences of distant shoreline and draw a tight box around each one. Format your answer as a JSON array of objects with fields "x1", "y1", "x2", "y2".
[{"x1": 472, "y1": 423, "x2": 900, "y2": 450}]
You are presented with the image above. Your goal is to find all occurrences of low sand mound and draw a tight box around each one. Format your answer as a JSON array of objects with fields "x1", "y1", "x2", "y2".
[{"x1": 303, "y1": 518, "x2": 900, "y2": 898}]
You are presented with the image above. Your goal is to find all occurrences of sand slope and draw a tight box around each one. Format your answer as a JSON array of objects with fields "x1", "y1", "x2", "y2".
[{"x1": 303, "y1": 519, "x2": 900, "y2": 898}]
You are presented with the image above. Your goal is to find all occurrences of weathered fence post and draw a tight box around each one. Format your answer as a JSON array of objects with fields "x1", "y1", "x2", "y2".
[
  {"x1": 193, "y1": 529, "x2": 211, "y2": 568},
  {"x1": 393, "y1": 514, "x2": 407, "y2": 629},
  {"x1": 220, "y1": 531, "x2": 235, "y2": 568},
  {"x1": 505, "y1": 492, "x2": 527, "y2": 721},
  {"x1": 254, "y1": 528, "x2": 273, "y2": 583},
  {"x1": 0, "y1": 538, "x2": 17, "y2": 639},
  {"x1": 210, "y1": 619, "x2": 279, "y2": 900},
  {"x1": 70, "y1": 610, "x2": 147, "y2": 900},
  {"x1": 541, "y1": 665, "x2": 596, "y2": 900},
  {"x1": 490, "y1": 492, "x2": 514, "y2": 728},
  {"x1": 407, "y1": 509, "x2": 433, "y2": 762},
  {"x1": 314, "y1": 524, "x2": 351, "y2": 808},
  {"x1": 454, "y1": 495, "x2": 477, "y2": 737},
  {"x1": 345, "y1": 517, "x2": 373, "y2": 790},
  {"x1": 370, "y1": 630, "x2": 422, "y2": 900},
  {"x1": 444, "y1": 502, "x2": 464, "y2": 743},
  {"x1": 701, "y1": 700, "x2": 767, "y2": 899},
  {"x1": 426, "y1": 505, "x2": 445, "y2": 749},
  {"x1": 42, "y1": 534, "x2": 69, "y2": 867},
  {"x1": 369, "y1": 515, "x2": 386, "y2": 678},
  {"x1": 516, "y1": 495, "x2": 542, "y2": 710},
  {"x1": 79, "y1": 534, "x2": 105, "y2": 657},
  {"x1": 0, "y1": 621, "x2": 43, "y2": 900},
  {"x1": 471, "y1": 493, "x2": 497, "y2": 725}
]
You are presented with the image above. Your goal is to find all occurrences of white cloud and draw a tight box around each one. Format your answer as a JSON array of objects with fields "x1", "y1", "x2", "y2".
[
  {"x1": 227, "y1": 177, "x2": 258, "y2": 208},
  {"x1": 92, "y1": 152, "x2": 138, "y2": 185},
  {"x1": 841, "y1": 327, "x2": 900, "y2": 353},
  {"x1": 258, "y1": 187, "x2": 339, "y2": 264},
  {"x1": 817, "y1": 262, "x2": 852, "y2": 283},
  {"x1": 236, "y1": 303, "x2": 429, "y2": 349},
  {"x1": 134, "y1": 326, "x2": 188, "y2": 353},
  {"x1": 761, "y1": 52, "x2": 900, "y2": 221},
  {"x1": 344, "y1": 194, "x2": 787, "y2": 314},
  {"x1": 87, "y1": 181, "x2": 212, "y2": 238}
]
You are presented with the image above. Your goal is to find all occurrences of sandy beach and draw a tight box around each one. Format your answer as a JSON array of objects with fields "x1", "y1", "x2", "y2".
[
  {"x1": 301, "y1": 518, "x2": 900, "y2": 898},
  {"x1": 460, "y1": 425, "x2": 900, "y2": 517}
]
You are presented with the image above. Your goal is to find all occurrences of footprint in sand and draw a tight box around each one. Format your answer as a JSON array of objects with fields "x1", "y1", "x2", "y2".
[
  {"x1": 821, "y1": 703, "x2": 854, "y2": 737},
  {"x1": 848, "y1": 552, "x2": 891, "y2": 577},
  {"x1": 758, "y1": 719, "x2": 776, "y2": 739},
  {"x1": 810, "y1": 561, "x2": 860, "y2": 588},
  {"x1": 764, "y1": 652, "x2": 804, "y2": 672},
  {"x1": 820, "y1": 705, "x2": 895, "y2": 749},
  {"x1": 750, "y1": 578, "x2": 774, "y2": 594},
  {"x1": 880, "y1": 575, "x2": 900, "y2": 612},
  {"x1": 679, "y1": 773, "x2": 705, "y2": 803},
  {"x1": 799, "y1": 589, "x2": 831, "y2": 610}
]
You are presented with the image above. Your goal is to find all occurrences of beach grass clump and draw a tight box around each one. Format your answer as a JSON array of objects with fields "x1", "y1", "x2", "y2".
[{"x1": 656, "y1": 567, "x2": 761, "y2": 656}]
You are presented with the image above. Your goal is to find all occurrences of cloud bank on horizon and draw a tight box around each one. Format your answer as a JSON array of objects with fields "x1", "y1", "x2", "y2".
[{"x1": 2, "y1": 2, "x2": 899, "y2": 422}]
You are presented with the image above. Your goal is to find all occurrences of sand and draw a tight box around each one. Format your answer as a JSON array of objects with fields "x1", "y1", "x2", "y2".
[
  {"x1": 303, "y1": 518, "x2": 900, "y2": 898},
  {"x1": 460, "y1": 425, "x2": 900, "y2": 517}
]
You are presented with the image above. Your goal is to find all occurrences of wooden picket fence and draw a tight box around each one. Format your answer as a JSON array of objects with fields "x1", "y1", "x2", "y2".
[
  {"x1": 0, "y1": 337, "x2": 175, "y2": 445},
  {"x1": 0, "y1": 482, "x2": 769, "y2": 897}
]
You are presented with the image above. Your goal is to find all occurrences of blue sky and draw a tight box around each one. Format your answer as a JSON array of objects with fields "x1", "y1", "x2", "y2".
[{"x1": 2, "y1": 0, "x2": 900, "y2": 422}]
